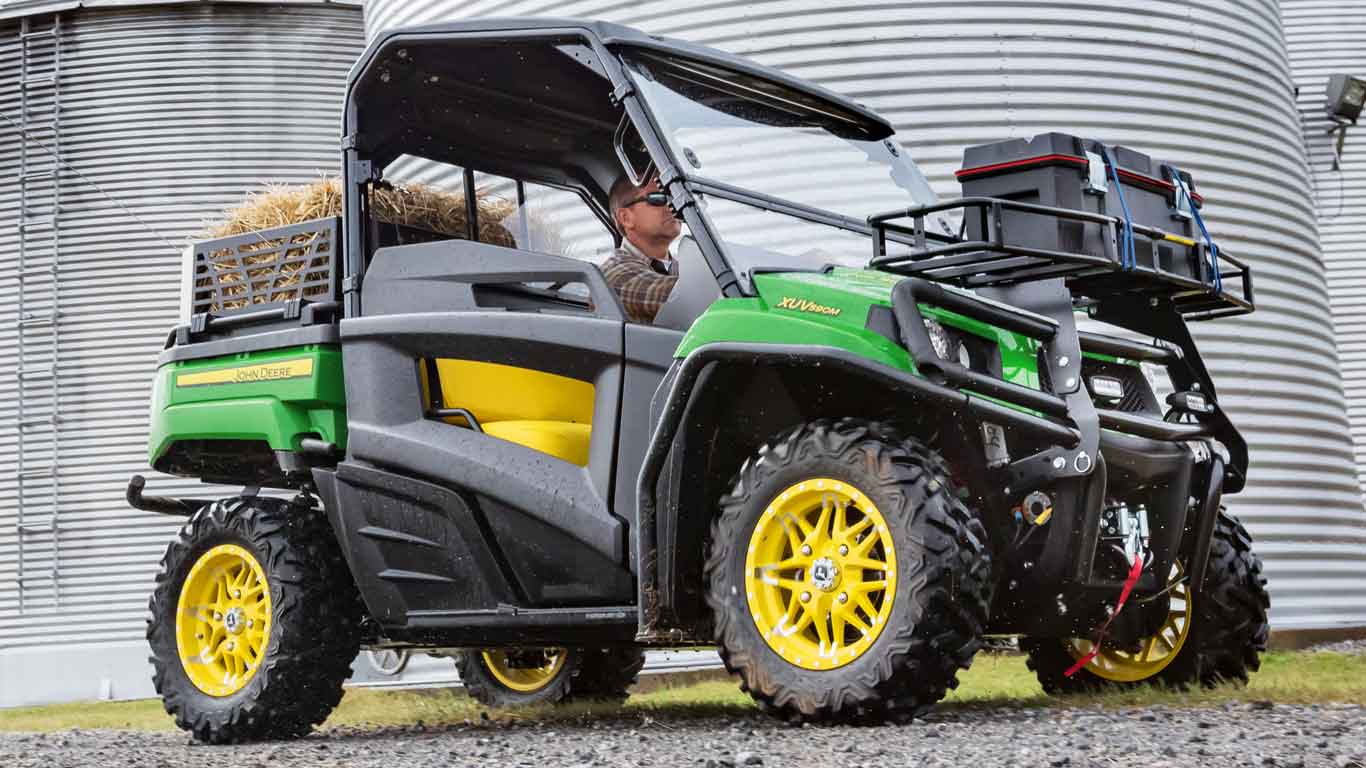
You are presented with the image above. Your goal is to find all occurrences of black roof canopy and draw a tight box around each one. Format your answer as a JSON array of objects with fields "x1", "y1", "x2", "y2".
[{"x1": 344, "y1": 17, "x2": 895, "y2": 194}]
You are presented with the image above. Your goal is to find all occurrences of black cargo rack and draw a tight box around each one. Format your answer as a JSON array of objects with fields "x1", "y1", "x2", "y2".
[
  {"x1": 180, "y1": 216, "x2": 342, "y2": 341},
  {"x1": 868, "y1": 197, "x2": 1254, "y2": 320}
]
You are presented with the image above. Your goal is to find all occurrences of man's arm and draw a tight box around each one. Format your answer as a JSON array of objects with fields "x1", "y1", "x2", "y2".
[{"x1": 603, "y1": 258, "x2": 678, "y2": 324}]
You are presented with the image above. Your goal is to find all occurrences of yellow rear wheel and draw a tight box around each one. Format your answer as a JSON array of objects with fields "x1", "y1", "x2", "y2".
[
  {"x1": 744, "y1": 478, "x2": 896, "y2": 670},
  {"x1": 480, "y1": 648, "x2": 567, "y2": 692},
  {"x1": 175, "y1": 544, "x2": 273, "y2": 697},
  {"x1": 148, "y1": 498, "x2": 362, "y2": 743}
]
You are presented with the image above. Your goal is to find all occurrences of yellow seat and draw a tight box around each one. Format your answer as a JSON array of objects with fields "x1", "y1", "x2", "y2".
[
  {"x1": 431, "y1": 359, "x2": 595, "y2": 466},
  {"x1": 481, "y1": 420, "x2": 592, "y2": 466}
]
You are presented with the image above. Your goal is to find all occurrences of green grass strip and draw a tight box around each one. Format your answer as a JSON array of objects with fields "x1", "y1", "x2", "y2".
[{"x1": 1, "y1": 651, "x2": 1361, "y2": 733}]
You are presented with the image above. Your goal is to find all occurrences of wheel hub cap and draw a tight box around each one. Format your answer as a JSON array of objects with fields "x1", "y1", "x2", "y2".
[
  {"x1": 810, "y1": 558, "x2": 841, "y2": 592},
  {"x1": 744, "y1": 478, "x2": 897, "y2": 671},
  {"x1": 224, "y1": 607, "x2": 245, "y2": 635}
]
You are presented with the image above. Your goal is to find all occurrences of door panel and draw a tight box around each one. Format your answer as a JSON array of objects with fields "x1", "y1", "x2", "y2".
[{"x1": 341, "y1": 240, "x2": 634, "y2": 613}]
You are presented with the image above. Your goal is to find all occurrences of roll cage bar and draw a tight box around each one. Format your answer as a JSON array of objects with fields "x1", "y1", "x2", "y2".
[{"x1": 337, "y1": 18, "x2": 919, "y2": 318}]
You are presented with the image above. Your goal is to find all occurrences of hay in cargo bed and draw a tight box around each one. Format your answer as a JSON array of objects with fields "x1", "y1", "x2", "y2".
[{"x1": 199, "y1": 178, "x2": 516, "y2": 311}]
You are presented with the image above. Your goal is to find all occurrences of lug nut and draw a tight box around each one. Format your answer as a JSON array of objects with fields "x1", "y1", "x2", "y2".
[
  {"x1": 838, "y1": 593, "x2": 849, "y2": 604},
  {"x1": 1057, "y1": 355, "x2": 1070, "y2": 367},
  {"x1": 214, "y1": 612, "x2": 222, "y2": 621},
  {"x1": 800, "y1": 545, "x2": 812, "y2": 556},
  {"x1": 838, "y1": 544, "x2": 849, "y2": 556},
  {"x1": 247, "y1": 619, "x2": 254, "y2": 628},
  {"x1": 234, "y1": 590, "x2": 241, "y2": 598},
  {"x1": 800, "y1": 591, "x2": 811, "y2": 603}
]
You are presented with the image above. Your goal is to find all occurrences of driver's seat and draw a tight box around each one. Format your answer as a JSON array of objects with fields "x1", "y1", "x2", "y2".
[{"x1": 433, "y1": 359, "x2": 594, "y2": 466}]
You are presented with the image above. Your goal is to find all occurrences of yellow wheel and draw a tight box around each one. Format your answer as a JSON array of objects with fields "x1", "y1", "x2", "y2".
[
  {"x1": 1026, "y1": 513, "x2": 1270, "y2": 693},
  {"x1": 175, "y1": 544, "x2": 273, "y2": 697},
  {"x1": 1066, "y1": 563, "x2": 1191, "y2": 683},
  {"x1": 480, "y1": 648, "x2": 567, "y2": 692},
  {"x1": 456, "y1": 647, "x2": 578, "y2": 707},
  {"x1": 148, "y1": 498, "x2": 362, "y2": 743},
  {"x1": 745, "y1": 478, "x2": 896, "y2": 669},
  {"x1": 706, "y1": 420, "x2": 993, "y2": 723}
]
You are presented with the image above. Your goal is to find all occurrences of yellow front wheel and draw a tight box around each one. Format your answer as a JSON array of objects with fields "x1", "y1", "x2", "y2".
[
  {"x1": 1065, "y1": 563, "x2": 1191, "y2": 683},
  {"x1": 744, "y1": 479, "x2": 897, "y2": 670},
  {"x1": 705, "y1": 419, "x2": 993, "y2": 724}
]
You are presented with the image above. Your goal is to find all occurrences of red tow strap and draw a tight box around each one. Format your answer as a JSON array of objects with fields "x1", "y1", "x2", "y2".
[{"x1": 1064, "y1": 553, "x2": 1145, "y2": 677}]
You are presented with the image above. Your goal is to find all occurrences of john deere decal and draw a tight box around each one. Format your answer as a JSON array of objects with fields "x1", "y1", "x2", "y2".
[
  {"x1": 775, "y1": 296, "x2": 843, "y2": 317},
  {"x1": 176, "y1": 358, "x2": 315, "y2": 387}
]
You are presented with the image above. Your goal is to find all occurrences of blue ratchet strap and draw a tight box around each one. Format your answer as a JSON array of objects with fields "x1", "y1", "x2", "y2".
[
  {"x1": 1100, "y1": 145, "x2": 1136, "y2": 270},
  {"x1": 1167, "y1": 166, "x2": 1222, "y2": 294}
]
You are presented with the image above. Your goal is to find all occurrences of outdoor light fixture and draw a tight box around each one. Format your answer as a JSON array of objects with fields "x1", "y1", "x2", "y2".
[
  {"x1": 1325, "y1": 74, "x2": 1366, "y2": 170},
  {"x1": 1327, "y1": 74, "x2": 1366, "y2": 124}
]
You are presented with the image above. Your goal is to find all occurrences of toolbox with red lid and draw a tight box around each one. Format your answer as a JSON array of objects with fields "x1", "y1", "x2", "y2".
[
  {"x1": 956, "y1": 132, "x2": 1204, "y2": 282},
  {"x1": 868, "y1": 131, "x2": 1253, "y2": 318}
]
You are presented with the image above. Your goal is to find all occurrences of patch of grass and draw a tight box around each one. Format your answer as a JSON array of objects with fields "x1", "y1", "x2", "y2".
[{"x1": 2, "y1": 651, "x2": 1363, "y2": 733}]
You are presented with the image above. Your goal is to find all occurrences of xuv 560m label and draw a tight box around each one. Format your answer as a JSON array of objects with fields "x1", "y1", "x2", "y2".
[
  {"x1": 775, "y1": 296, "x2": 843, "y2": 317},
  {"x1": 175, "y1": 358, "x2": 314, "y2": 388}
]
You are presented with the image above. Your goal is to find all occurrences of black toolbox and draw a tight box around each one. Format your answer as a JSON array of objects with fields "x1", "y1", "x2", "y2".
[
  {"x1": 957, "y1": 132, "x2": 1202, "y2": 281},
  {"x1": 868, "y1": 133, "x2": 1253, "y2": 319}
]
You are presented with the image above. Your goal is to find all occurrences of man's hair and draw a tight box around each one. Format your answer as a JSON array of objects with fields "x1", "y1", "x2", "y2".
[{"x1": 609, "y1": 174, "x2": 652, "y2": 220}]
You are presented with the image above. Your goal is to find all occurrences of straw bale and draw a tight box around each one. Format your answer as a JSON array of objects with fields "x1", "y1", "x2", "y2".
[{"x1": 199, "y1": 178, "x2": 518, "y2": 310}]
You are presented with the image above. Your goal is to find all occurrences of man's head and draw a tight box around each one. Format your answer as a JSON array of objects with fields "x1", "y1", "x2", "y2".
[{"x1": 610, "y1": 175, "x2": 682, "y2": 256}]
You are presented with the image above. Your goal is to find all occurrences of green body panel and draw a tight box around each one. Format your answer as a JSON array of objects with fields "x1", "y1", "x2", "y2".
[
  {"x1": 677, "y1": 268, "x2": 1042, "y2": 390},
  {"x1": 148, "y1": 344, "x2": 347, "y2": 465}
]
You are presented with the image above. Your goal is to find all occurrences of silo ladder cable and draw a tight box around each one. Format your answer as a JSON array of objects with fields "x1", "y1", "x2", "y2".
[{"x1": 0, "y1": 107, "x2": 179, "y2": 251}]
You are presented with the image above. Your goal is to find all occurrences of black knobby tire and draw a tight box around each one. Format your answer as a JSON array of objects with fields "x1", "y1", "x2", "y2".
[
  {"x1": 147, "y1": 496, "x2": 362, "y2": 743},
  {"x1": 1024, "y1": 511, "x2": 1269, "y2": 693},
  {"x1": 455, "y1": 648, "x2": 580, "y2": 708},
  {"x1": 704, "y1": 418, "x2": 993, "y2": 723},
  {"x1": 568, "y1": 647, "x2": 647, "y2": 702}
]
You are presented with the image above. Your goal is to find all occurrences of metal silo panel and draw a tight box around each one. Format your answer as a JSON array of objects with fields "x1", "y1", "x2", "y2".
[
  {"x1": 1283, "y1": 1, "x2": 1366, "y2": 594},
  {"x1": 0, "y1": 1, "x2": 364, "y2": 677},
  {"x1": 364, "y1": 0, "x2": 1366, "y2": 630}
]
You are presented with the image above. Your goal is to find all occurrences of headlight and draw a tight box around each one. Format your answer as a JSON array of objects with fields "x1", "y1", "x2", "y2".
[{"x1": 923, "y1": 318, "x2": 972, "y2": 367}]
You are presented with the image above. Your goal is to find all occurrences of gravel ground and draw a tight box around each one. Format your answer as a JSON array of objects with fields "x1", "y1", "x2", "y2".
[
  {"x1": 1309, "y1": 639, "x2": 1366, "y2": 655},
  {"x1": 2, "y1": 701, "x2": 1363, "y2": 768}
]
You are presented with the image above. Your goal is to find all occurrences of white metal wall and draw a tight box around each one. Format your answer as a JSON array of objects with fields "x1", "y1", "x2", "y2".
[
  {"x1": 1283, "y1": 3, "x2": 1366, "y2": 507},
  {"x1": 364, "y1": 0, "x2": 1366, "y2": 630},
  {"x1": 0, "y1": 1, "x2": 365, "y2": 705}
]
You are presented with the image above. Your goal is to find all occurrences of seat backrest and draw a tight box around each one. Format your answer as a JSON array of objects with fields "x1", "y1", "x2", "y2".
[{"x1": 435, "y1": 358, "x2": 594, "y2": 426}]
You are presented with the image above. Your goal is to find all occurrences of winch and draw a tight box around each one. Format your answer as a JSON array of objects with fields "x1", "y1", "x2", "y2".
[{"x1": 1100, "y1": 501, "x2": 1151, "y2": 565}]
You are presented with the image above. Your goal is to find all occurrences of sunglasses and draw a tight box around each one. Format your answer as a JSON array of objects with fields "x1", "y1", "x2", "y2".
[{"x1": 622, "y1": 191, "x2": 670, "y2": 208}]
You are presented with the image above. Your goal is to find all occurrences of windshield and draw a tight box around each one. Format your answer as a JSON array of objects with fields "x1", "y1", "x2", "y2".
[{"x1": 623, "y1": 51, "x2": 937, "y2": 278}]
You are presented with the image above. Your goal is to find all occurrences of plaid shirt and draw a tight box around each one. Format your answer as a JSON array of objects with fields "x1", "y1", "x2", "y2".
[{"x1": 601, "y1": 239, "x2": 678, "y2": 324}]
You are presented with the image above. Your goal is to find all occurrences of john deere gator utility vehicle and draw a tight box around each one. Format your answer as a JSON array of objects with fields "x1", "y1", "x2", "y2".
[{"x1": 131, "y1": 18, "x2": 1269, "y2": 742}]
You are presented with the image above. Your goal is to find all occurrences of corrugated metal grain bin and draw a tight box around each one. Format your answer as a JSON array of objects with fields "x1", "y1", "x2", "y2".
[
  {"x1": 0, "y1": 0, "x2": 365, "y2": 707},
  {"x1": 363, "y1": 0, "x2": 1366, "y2": 632},
  {"x1": 1284, "y1": 1, "x2": 1366, "y2": 510}
]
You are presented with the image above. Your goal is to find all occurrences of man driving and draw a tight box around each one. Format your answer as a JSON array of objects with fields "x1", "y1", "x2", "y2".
[{"x1": 602, "y1": 175, "x2": 680, "y2": 324}]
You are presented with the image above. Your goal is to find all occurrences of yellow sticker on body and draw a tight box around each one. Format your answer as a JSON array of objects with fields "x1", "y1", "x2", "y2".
[
  {"x1": 775, "y1": 296, "x2": 842, "y2": 317},
  {"x1": 175, "y1": 358, "x2": 314, "y2": 387}
]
